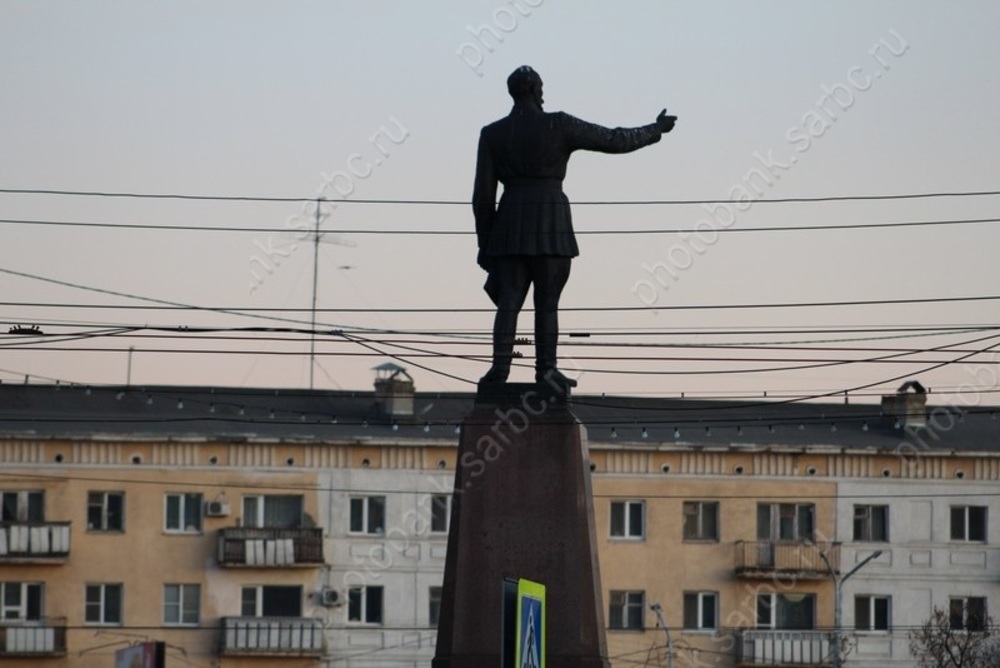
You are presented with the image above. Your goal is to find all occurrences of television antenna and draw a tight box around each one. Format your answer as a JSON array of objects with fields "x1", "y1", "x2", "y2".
[{"x1": 308, "y1": 199, "x2": 356, "y2": 390}]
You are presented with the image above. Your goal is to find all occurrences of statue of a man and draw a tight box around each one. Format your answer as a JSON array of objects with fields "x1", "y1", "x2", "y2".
[{"x1": 474, "y1": 65, "x2": 676, "y2": 388}]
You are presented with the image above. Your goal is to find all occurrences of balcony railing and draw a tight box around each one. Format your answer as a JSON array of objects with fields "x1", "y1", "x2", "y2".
[
  {"x1": 217, "y1": 527, "x2": 324, "y2": 567},
  {"x1": 0, "y1": 618, "x2": 68, "y2": 656},
  {"x1": 0, "y1": 523, "x2": 71, "y2": 562},
  {"x1": 736, "y1": 629, "x2": 832, "y2": 666},
  {"x1": 734, "y1": 541, "x2": 839, "y2": 579},
  {"x1": 219, "y1": 616, "x2": 324, "y2": 656}
]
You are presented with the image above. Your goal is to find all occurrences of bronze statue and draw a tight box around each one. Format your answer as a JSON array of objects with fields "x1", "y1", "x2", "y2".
[{"x1": 474, "y1": 65, "x2": 676, "y2": 388}]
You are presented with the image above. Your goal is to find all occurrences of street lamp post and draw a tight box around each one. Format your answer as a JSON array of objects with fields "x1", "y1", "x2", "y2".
[
  {"x1": 649, "y1": 603, "x2": 674, "y2": 668},
  {"x1": 819, "y1": 548, "x2": 883, "y2": 668}
]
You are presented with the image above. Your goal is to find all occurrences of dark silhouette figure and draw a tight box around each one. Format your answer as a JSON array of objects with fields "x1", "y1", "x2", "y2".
[{"x1": 474, "y1": 65, "x2": 676, "y2": 388}]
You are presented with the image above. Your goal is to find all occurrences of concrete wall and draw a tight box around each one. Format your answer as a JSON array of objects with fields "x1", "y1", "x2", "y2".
[{"x1": 838, "y1": 479, "x2": 1000, "y2": 667}]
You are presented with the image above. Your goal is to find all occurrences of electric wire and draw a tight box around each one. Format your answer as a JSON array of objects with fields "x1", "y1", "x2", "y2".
[
  {"x1": 4, "y1": 324, "x2": 999, "y2": 390},
  {"x1": 5, "y1": 248, "x2": 1000, "y2": 403},
  {"x1": 0, "y1": 470, "x2": 998, "y2": 501},
  {"x1": 3, "y1": 214, "x2": 1000, "y2": 234},
  {"x1": 2, "y1": 186, "x2": 998, "y2": 204},
  {"x1": 12, "y1": 326, "x2": 1000, "y2": 355},
  {"x1": 5, "y1": 292, "x2": 1000, "y2": 313}
]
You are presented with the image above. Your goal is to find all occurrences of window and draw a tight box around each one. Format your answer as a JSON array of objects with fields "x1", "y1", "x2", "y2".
[
  {"x1": 240, "y1": 585, "x2": 302, "y2": 617},
  {"x1": 950, "y1": 506, "x2": 987, "y2": 542},
  {"x1": 0, "y1": 582, "x2": 42, "y2": 621},
  {"x1": 0, "y1": 491, "x2": 44, "y2": 523},
  {"x1": 756, "y1": 593, "x2": 815, "y2": 630},
  {"x1": 350, "y1": 496, "x2": 386, "y2": 535},
  {"x1": 165, "y1": 493, "x2": 203, "y2": 533},
  {"x1": 430, "y1": 494, "x2": 450, "y2": 534},
  {"x1": 757, "y1": 503, "x2": 814, "y2": 542},
  {"x1": 683, "y1": 592, "x2": 718, "y2": 631},
  {"x1": 683, "y1": 501, "x2": 719, "y2": 541},
  {"x1": 608, "y1": 590, "x2": 644, "y2": 630},
  {"x1": 164, "y1": 584, "x2": 200, "y2": 625},
  {"x1": 429, "y1": 586, "x2": 443, "y2": 626},
  {"x1": 610, "y1": 501, "x2": 645, "y2": 539},
  {"x1": 950, "y1": 597, "x2": 987, "y2": 631},
  {"x1": 85, "y1": 583, "x2": 123, "y2": 625},
  {"x1": 87, "y1": 492, "x2": 125, "y2": 531},
  {"x1": 854, "y1": 505, "x2": 889, "y2": 542},
  {"x1": 242, "y1": 495, "x2": 303, "y2": 528},
  {"x1": 855, "y1": 595, "x2": 890, "y2": 631},
  {"x1": 348, "y1": 586, "x2": 383, "y2": 624}
]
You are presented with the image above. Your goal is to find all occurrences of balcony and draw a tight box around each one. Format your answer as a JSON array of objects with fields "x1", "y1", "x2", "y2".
[
  {"x1": 734, "y1": 541, "x2": 839, "y2": 580},
  {"x1": 736, "y1": 630, "x2": 832, "y2": 667},
  {"x1": 219, "y1": 616, "x2": 324, "y2": 656},
  {"x1": 217, "y1": 527, "x2": 324, "y2": 567},
  {"x1": 0, "y1": 619, "x2": 68, "y2": 657},
  {"x1": 0, "y1": 523, "x2": 71, "y2": 563}
]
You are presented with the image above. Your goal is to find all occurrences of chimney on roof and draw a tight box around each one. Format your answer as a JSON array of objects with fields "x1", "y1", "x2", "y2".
[
  {"x1": 373, "y1": 362, "x2": 414, "y2": 420},
  {"x1": 881, "y1": 380, "x2": 927, "y2": 429}
]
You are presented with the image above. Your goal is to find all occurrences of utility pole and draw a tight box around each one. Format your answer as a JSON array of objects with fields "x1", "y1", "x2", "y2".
[
  {"x1": 649, "y1": 603, "x2": 673, "y2": 668},
  {"x1": 819, "y1": 548, "x2": 883, "y2": 668}
]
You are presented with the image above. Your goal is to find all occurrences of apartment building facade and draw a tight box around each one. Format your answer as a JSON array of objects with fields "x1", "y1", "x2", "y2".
[
  {"x1": 838, "y1": 478, "x2": 1000, "y2": 667},
  {"x1": 0, "y1": 379, "x2": 997, "y2": 667}
]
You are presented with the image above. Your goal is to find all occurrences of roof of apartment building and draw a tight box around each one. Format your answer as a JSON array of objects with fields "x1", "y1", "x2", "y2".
[{"x1": 0, "y1": 377, "x2": 997, "y2": 453}]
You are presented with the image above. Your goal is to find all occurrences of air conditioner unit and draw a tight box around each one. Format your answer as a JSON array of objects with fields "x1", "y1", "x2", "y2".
[
  {"x1": 320, "y1": 588, "x2": 343, "y2": 607},
  {"x1": 205, "y1": 501, "x2": 230, "y2": 517}
]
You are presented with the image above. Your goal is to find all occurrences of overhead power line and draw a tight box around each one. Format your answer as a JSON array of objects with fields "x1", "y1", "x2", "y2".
[
  {"x1": 8, "y1": 325, "x2": 1000, "y2": 353},
  {"x1": 1, "y1": 470, "x2": 999, "y2": 501},
  {"x1": 2, "y1": 215, "x2": 1000, "y2": 234},
  {"x1": 3, "y1": 287, "x2": 1000, "y2": 314},
  {"x1": 1, "y1": 186, "x2": 998, "y2": 204}
]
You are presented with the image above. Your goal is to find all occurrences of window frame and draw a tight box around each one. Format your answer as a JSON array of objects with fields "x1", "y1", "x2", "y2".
[
  {"x1": 0, "y1": 491, "x2": 44, "y2": 523},
  {"x1": 682, "y1": 591, "x2": 718, "y2": 632},
  {"x1": 85, "y1": 583, "x2": 123, "y2": 625},
  {"x1": 240, "y1": 585, "x2": 303, "y2": 618},
  {"x1": 854, "y1": 594, "x2": 891, "y2": 632},
  {"x1": 0, "y1": 582, "x2": 43, "y2": 621},
  {"x1": 755, "y1": 593, "x2": 816, "y2": 630},
  {"x1": 164, "y1": 493, "x2": 204, "y2": 534},
  {"x1": 163, "y1": 584, "x2": 201, "y2": 626},
  {"x1": 949, "y1": 596, "x2": 987, "y2": 632},
  {"x1": 87, "y1": 492, "x2": 125, "y2": 532},
  {"x1": 853, "y1": 505, "x2": 889, "y2": 542},
  {"x1": 428, "y1": 586, "x2": 443, "y2": 627},
  {"x1": 757, "y1": 502, "x2": 815, "y2": 543},
  {"x1": 608, "y1": 590, "x2": 645, "y2": 631},
  {"x1": 241, "y1": 494, "x2": 304, "y2": 529},
  {"x1": 609, "y1": 500, "x2": 646, "y2": 540},
  {"x1": 683, "y1": 501, "x2": 720, "y2": 542},
  {"x1": 950, "y1": 505, "x2": 988, "y2": 543},
  {"x1": 430, "y1": 494, "x2": 450, "y2": 534},
  {"x1": 347, "y1": 585, "x2": 384, "y2": 624},
  {"x1": 349, "y1": 496, "x2": 387, "y2": 535}
]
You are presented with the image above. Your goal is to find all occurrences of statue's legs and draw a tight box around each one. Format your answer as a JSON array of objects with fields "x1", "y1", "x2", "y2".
[
  {"x1": 480, "y1": 257, "x2": 531, "y2": 384},
  {"x1": 533, "y1": 257, "x2": 575, "y2": 386},
  {"x1": 480, "y1": 256, "x2": 575, "y2": 386}
]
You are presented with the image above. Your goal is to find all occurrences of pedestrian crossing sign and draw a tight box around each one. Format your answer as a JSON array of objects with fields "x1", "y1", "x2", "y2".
[{"x1": 515, "y1": 579, "x2": 545, "y2": 668}]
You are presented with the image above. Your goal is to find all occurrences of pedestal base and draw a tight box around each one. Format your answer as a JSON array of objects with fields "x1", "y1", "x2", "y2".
[{"x1": 433, "y1": 395, "x2": 610, "y2": 668}]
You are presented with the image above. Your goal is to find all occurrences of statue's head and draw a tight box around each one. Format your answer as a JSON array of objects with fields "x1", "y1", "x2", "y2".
[{"x1": 507, "y1": 66, "x2": 543, "y2": 106}]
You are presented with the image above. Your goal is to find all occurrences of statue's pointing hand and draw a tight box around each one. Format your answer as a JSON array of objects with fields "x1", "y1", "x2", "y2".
[{"x1": 656, "y1": 109, "x2": 677, "y2": 134}]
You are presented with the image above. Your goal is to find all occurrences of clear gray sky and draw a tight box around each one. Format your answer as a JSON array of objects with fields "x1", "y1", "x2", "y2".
[{"x1": 2, "y1": 1, "x2": 999, "y2": 404}]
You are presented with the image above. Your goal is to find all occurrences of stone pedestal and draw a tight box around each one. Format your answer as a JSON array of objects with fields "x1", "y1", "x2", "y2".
[{"x1": 433, "y1": 384, "x2": 610, "y2": 668}]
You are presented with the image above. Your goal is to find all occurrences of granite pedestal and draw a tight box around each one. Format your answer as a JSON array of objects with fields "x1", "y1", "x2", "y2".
[{"x1": 432, "y1": 383, "x2": 611, "y2": 668}]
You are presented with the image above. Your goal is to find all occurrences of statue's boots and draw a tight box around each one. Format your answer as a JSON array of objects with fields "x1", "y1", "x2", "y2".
[
  {"x1": 535, "y1": 331, "x2": 577, "y2": 388},
  {"x1": 480, "y1": 338, "x2": 514, "y2": 384}
]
